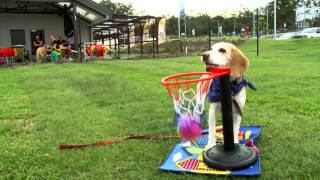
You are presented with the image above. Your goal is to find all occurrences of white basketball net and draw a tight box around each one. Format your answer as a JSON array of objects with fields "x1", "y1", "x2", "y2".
[
  {"x1": 174, "y1": 89, "x2": 201, "y2": 121},
  {"x1": 167, "y1": 77, "x2": 213, "y2": 122}
]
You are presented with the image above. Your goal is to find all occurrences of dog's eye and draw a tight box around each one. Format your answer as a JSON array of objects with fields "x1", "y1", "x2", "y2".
[{"x1": 219, "y1": 48, "x2": 226, "y2": 53}]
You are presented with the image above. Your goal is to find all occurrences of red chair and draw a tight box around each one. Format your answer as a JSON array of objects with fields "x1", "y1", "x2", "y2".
[
  {"x1": 3, "y1": 48, "x2": 15, "y2": 64},
  {"x1": 95, "y1": 45, "x2": 105, "y2": 57},
  {"x1": 2, "y1": 48, "x2": 9, "y2": 64},
  {"x1": 86, "y1": 46, "x2": 93, "y2": 56}
]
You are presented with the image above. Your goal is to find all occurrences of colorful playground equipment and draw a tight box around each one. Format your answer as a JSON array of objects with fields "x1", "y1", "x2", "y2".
[
  {"x1": 84, "y1": 42, "x2": 107, "y2": 60},
  {"x1": 160, "y1": 67, "x2": 260, "y2": 176}
]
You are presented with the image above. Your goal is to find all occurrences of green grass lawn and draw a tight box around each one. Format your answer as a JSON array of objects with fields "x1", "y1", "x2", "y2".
[{"x1": 1, "y1": 38, "x2": 320, "y2": 179}]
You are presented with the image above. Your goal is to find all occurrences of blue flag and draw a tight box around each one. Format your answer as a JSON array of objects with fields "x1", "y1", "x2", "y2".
[{"x1": 179, "y1": 0, "x2": 185, "y2": 17}]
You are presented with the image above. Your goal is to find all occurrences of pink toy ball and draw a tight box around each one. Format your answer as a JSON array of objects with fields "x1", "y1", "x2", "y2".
[
  {"x1": 178, "y1": 115, "x2": 202, "y2": 140},
  {"x1": 0, "y1": 58, "x2": 4, "y2": 65}
]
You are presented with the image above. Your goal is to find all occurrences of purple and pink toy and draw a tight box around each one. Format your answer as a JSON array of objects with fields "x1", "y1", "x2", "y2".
[
  {"x1": 0, "y1": 57, "x2": 4, "y2": 65},
  {"x1": 177, "y1": 115, "x2": 202, "y2": 140}
]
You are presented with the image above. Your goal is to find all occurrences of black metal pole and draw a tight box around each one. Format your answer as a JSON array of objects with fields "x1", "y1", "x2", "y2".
[
  {"x1": 114, "y1": 33, "x2": 117, "y2": 54},
  {"x1": 208, "y1": 17, "x2": 211, "y2": 50},
  {"x1": 89, "y1": 27, "x2": 92, "y2": 42},
  {"x1": 108, "y1": 29, "x2": 111, "y2": 49},
  {"x1": 101, "y1": 31, "x2": 104, "y2": 45},
  {"x1": 152, "y1": 22, "x2": 155, "y2": 58},
  {"x1": 127, "y1": 25, "x2": 130, "y2": 56},
  {"x1": 117, "y1": 28, "x2": 120, "y2": 55},
  {"x1": 256, "y1": 8, "x2": 259, "y2": 56},
  {"x1": 73, "y1": 1, "x2": 79, "y2": 60},
  {"x1": 219, "y1": 74, "x2": 235, "y2": 151},
  {"x1": 203, "y1": 68, "x2": 257, "y2": 170},
  {"x1": 78, "y1": 18, "x2": 82, "y2": 63},
  {"x1": 140, "y1": 23, "x2": 144, "y2": 57},
  {"x1": 156, "y1": 18, "x2": 159, "y2": 56}
]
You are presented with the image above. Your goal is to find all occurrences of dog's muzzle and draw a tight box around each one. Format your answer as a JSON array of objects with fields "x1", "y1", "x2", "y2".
[
  {"x1": 202, "y1": 54, "x2": 209, "y2": 63},
  {"x1": 205, "y1": 62, "x2": 220, "y2": 72},
  {"x1": 202, "y1": 54, "x2": 219, "y2": 72}
]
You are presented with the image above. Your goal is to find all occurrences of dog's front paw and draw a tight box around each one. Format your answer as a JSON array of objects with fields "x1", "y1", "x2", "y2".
[{"x1": 234, "y1": 134, "x2": 239, "y2": 144}]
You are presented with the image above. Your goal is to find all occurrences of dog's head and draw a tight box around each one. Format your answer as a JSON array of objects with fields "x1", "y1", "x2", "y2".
[
  {"x1": 201, "y1": 42, "x2": 249, "y2": 78},
  {"x1": 44, "y1": 44, "x2": 50, "y2": 49}
]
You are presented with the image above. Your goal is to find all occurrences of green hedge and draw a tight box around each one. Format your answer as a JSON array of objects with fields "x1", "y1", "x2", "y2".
[{"x1": 111, "y1": 36, "x2": 245, "y2": 56}]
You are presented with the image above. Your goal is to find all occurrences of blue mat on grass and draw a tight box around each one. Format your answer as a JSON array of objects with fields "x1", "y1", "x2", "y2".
[{"x1": 159, "y1": 126, "x2": 261, "y2": 176}]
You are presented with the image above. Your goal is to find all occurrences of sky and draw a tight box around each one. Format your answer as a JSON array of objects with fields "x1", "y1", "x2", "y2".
[{"x1": 93, "y1": 0, "x2": 273, "y2": 16}]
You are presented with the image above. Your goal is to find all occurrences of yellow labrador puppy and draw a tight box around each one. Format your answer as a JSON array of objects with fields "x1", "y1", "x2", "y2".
[
  {"x1": 201, "y1": 42, "x2": 256, "y2": 149},
  {"x1": 36, "y1": 45, "x2": 49, "y2": 63}
]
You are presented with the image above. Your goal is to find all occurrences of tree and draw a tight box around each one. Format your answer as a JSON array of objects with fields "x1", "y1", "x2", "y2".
[
  {"x1": 313, "y1": 0, "x2": 320, "y2": 26},
  {"x1": 165, "y1": 16, "x2": 178, "y2": 35},
  {"x1": 164, "y1": 0, "x2": 320, "y2": 37},
  {"x1": 314, "y1": 16, "x2": 320, "y2": 26},
  {"x1": 210, "y1": 15, "x2": 225, "y2": 35},
  {"x1": 266, "y1": 0, "x2": 299, "y2": 31},
  {"x1": 237, "y1": 8, "x2": 254, "y2": 34},
  {"x1": 193, "y1": 14, "x2": 211, "y2": 36},
  {"x1": 264, "y1": 0, "x2": 319, "y2": 31},
  {"x1": 304, "y1": 0, "x2": 320, "y2": 26},
  {"x1": 100, "y1": 0, "x2": 134, "y2": 15},
  {"x1": 166, "y1": 14, "x2": 212, "y2": 37}
]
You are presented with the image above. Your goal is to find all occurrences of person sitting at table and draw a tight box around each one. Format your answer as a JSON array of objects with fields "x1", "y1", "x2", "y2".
[
  {"x1": 57, "y1": 36, "x2": 69, "y2": 61},
  {"x1": 57, "y1": 36, "x2": 67, "y2": 48},
  {"x1": 50, "y1": 35, "x2": 58, "y2": 49}
]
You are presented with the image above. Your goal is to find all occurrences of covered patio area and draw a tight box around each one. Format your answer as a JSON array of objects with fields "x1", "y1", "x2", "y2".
[
  {"x1": 0, "y1": 0, "x2": 112, "y2": 62},
  {"x1": 90, "y1": 14, "x2": 165, "y2": 58}
]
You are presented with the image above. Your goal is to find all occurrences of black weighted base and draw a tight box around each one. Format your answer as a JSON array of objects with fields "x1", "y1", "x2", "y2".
[{"x1": 203, "y1": 144, "x2": 257, "y2": 170}]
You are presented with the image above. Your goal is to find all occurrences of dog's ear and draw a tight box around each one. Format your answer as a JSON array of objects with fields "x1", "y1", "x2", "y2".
[{"x1": 230, "y1": 47, "x2": 249, "y2": 78}]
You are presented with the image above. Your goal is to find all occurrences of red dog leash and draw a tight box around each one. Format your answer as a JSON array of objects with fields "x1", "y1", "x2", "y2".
[
  {"x1": 58, "y1": 130, "x2": 213, "y2": 150},
  {"x1": 58, "y1": 135, "x2": 180, "y2": 150}
]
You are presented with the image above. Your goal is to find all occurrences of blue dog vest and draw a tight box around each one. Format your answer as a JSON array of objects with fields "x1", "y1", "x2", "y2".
[{"x1": 208, "y1": 77, "x2": 256, "y2": 103}]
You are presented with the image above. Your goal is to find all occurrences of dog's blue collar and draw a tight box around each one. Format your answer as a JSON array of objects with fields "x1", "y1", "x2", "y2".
[{"x1": 208, "y1": 77, "x2": 256, "y2": 103}]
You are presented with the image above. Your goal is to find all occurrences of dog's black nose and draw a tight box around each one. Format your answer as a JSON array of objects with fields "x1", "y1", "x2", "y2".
[
  {"x1": 219, "y1": 48, "x2": 226, "y2": 53},
  {"x1": 202, "y1": 53, "x2": 209, "y2": 62}
]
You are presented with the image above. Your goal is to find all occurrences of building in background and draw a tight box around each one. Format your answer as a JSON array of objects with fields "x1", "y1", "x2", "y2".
[
  {"x1": 296, "y1": 4, "x2": 320, "y2": 31},
  {"x1": 0, "y1": 0, "x2": 112, "y2": 60}
]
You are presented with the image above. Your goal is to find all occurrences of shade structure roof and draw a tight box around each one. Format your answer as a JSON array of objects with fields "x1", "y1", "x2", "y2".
[
  {"x1": 0, "y1": 0, "x2": 112, "y2": 23},
  {"x1": 91, "y1": 14, "x2": 159, "y2": 32}
]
